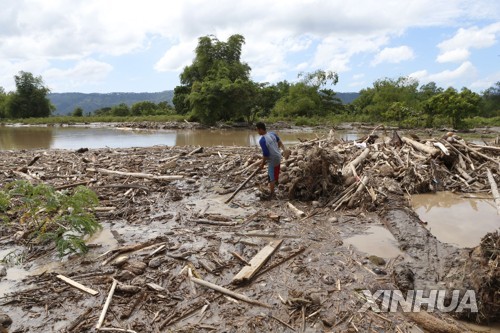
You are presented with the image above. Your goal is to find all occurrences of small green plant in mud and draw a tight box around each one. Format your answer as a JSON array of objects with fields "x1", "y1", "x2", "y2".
[{"x1": 0, "y1": 180, "x2": 101, "y2": 256}]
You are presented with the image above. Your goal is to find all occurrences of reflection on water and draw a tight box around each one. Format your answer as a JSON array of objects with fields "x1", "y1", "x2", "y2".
[
  {"x1": 0, "y1": 126, "x2": 54, "y2": 149},
  {"x1": 343, "y1": 225, "x2": 403, "y2": 258},
  {"x1": 411, "y1": 191, "x2": 499, "y2": 248},
  {"x1": 0, "y1": 125, "x2": 362, "y2": 150}
]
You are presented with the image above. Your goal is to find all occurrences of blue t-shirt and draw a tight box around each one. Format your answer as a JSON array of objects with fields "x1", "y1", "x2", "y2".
[{"x1": 259, "y1": 132, "x2": 281, "y2": 164}]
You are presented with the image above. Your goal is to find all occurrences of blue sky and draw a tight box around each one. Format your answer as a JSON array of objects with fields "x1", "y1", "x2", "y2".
[{"x1": 0, "y1": 0, "x2": 499, "y2": 94}]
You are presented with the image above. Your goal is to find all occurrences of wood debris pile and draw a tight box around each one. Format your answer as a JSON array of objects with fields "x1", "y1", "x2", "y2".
[{"x1": 276, "y1": 130, "x2": 500, "y2": 212}]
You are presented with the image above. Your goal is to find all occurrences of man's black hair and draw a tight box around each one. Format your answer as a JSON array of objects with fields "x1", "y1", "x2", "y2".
[{"x1": 255, "y1": 122, "x2": 266, "y2": 131}]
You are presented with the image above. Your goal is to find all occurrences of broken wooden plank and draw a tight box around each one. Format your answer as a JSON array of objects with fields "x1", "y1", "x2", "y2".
[
  {"x1": 232, "y1": 239, "x2": 283, "y2": 284},
  {"x1": 191, "y1": 277, "x2": 271, "y2": 308},
  {"x1": 56, "y1": 274, "x2": 99, "y2": 296}
]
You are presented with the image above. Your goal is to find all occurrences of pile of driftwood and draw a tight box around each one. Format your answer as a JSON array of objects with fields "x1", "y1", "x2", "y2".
[{"x1": 273, "y1": 130, "x2": 499, "y2": 211}]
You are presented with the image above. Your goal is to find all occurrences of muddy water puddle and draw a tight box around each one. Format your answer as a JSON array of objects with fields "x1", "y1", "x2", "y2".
[
  {"x1": 343, "y1": 225, "x2": 404, "y2": 259},
  {"x1": 411, "y1": 191, "x2": 499, "y2": 248},
  {"x1": 0, "y1": 225, "x2": 119, "y2": 298}
]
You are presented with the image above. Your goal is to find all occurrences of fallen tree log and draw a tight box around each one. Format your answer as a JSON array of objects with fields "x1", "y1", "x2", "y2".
[
  {"x1": 342, "y1": 148, "x2": 370, "y2": 178},
  {"x1": 402, "y1": 137, "x2": 440, "y2": 156}
]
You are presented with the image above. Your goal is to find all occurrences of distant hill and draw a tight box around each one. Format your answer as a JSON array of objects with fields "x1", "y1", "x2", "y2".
[
  {"x1": 48, "y1": 90, "x2": 359, "y2": 115},
  {"x1": 48, "y1": 91, "x2": 174, "y2": 115},
  {"x1": 336, "y1": 92, "x2": 359, "y2": 104}
]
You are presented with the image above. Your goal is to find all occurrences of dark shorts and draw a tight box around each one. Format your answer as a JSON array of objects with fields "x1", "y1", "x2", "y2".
[{"x1": 267, "y1": 163, "x2": 280, "y2": 182}]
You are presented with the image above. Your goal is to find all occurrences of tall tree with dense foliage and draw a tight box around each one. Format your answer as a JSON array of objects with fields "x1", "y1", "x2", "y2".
[
  {"x1": 481, "y1": 82, "x2": 500, "y2": 117},
  {"x1": 353, "y1": 77, "x2": 419, "y2": 123},
  {"x1": 426, "y1": 87, "x2": 481, "y2": 129},
  {"x1": 7, "y1": 71, "x2": 52, "y2": 118},
  {"x1": 272, "y1": 70, "x2": 339, "y2": 118},
  {"x1": 173, "y1": 34, "x2": 255, "y2": 124},
  {"x1": 0, "y1": 87, "x2": 8, "y2": 118},
  {"x1": 72, "y1": 107, "x2": 84, "y2": 117}
]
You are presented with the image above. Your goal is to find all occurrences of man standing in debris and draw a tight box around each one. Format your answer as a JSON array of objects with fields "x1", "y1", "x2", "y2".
[{"x1": 256, "y1": 122, "x2": 288, "y2": 199}]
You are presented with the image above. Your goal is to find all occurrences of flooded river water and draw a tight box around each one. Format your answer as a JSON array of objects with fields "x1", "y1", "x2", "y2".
[{"x1": 0, "y1": 125, "x2": 361, "y2": 150}]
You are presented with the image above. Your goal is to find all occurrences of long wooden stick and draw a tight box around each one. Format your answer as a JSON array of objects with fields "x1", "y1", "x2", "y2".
[
  {"x1": 56, "y1": 274, "x2": 99, "y2": 296},
  {"x1": 453, "y1": 140, "x2": 499, "y2": 165},
  {"x1": 190, "y1": 277, "x2": 271, "y2": 308},
  {"x1": 486, "y1": 168, "x2": 500, "y2": 215},
  {"x1": 87, "y1": 168, "x2": 183, "y2": 181},
  {"x1": 96, "y1": 279, "x2": 118, "y2": 329},
  {"x1": 225, "y1": 168, "x2": 259, "y2": 203}
]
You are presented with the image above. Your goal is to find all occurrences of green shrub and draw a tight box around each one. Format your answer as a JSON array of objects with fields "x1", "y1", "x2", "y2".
[{"x1": 1, "y1": 181, "x2": 101, "y2": 256}]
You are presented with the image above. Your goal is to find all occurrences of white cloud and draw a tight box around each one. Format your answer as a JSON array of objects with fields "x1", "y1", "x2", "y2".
[
  {"x1": 43, "y1": 59, "x2": 113, "y2": 91},
  {"x1": 410, "y1": 62, "x2": 477, "y2": 87},
  {"x1": 436, "y1": 22, "x2": 500, "y2": 63},
  {"x1": 436, "y1": 49, "x2": 471, "y2": 63},
  {"x1": 0, "y1": 0, "x2": 499, "y2": 91},
  {"x1": 155, "y1": 41, "x2": 198, "y2": 72},
  {"x1": 428, "y1": 61, "x2": 476, "y2": 82},
  {"x1": 312, "y1": 35, "x2": 389, "y2": 73},
  {"x1": 408, "y1": 70, "x2": 429, "y2": 81},
  {"x1": 469, "y1": 71, "x2": 500, "y2": 91},
  {"x1": 371, "y1": 46, "x2": 415, "y2": 66}
]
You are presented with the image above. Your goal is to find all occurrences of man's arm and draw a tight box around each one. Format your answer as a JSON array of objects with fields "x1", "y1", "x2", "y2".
[
  {"x1": 276, "y1": 138, "x2": 291, "y2": 159},
  {"x1": 259, "y1": 136, "x2": 269, "y2": 169}
]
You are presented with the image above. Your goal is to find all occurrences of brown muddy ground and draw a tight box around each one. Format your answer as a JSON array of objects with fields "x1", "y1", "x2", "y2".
[{"x1": 0, "y1": 129, "x2": 498, "y2": 333}]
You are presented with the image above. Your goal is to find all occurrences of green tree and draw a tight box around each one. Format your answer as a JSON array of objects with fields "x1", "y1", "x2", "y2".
[
  {"x1": 173, "y1": 85, "x2": 191, "y2": 115},
  {"x1": 131, "y1": 101, "x2": 157, "y2": 116},
  {"x1": 72, "y1": 107, "x2": 84, "y2": 117},
  {"x1": 7, "y1": 71, "x2": 53, "y2": 118},
  {"x1": 157, "y1": 101, "x2": 174, "y2": 115},
  {"x1": 272, "y1": 70, "x2": 339, "y2": 118},
  {"x1": 426, "y1": 87, "x2": 481, "y2": 129},
  {"x1": 418, "y1": 82, "x2": 444, "y2": 127},
  {"x1": 352, "y1": 76, "x2": 420, "y2": 124},
  {"x1": 0, "y1": 87, "x2": 8, "y2": 119},
  {"x1": 481, "y1": 82, "x2": 500, "y2": 117},
  {"x1": 252, "y1": 83, "x2": 282, "y2": 119},
  {"x1": 174, "y1": 34, "x2": 255, "y2": 124},
  {"x1": 93, "y1": 107, "x2": 112, "y2": 116},
  {"x1": 111, "y1": 103, "x2": 130, "y2": 116},
  {"x1": 273, "y1": 82, "x2": 321, "y2": 117}
]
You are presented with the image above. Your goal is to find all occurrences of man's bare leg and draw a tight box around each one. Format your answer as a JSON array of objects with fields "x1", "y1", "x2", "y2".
[{"x1": 269, "y1": 181, "x2": 276, "y2": 196}]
